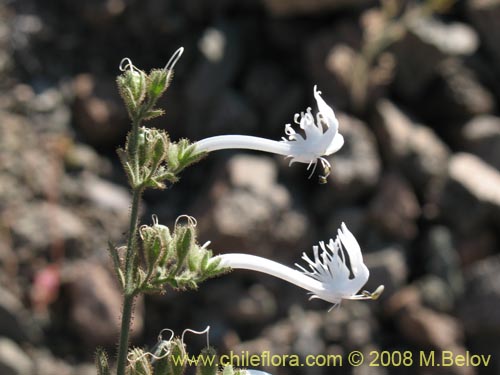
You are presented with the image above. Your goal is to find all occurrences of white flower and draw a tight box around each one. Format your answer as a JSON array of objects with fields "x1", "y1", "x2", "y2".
[
  {"x1": 282, "y1": 85, "x2": 344, "y2": 178},
  {"x1": 217, "y1": 223, "x2": 383, "y2": 311},
  {"x1": 194, "y1": 86, "x2": 344, "y2": 180}
]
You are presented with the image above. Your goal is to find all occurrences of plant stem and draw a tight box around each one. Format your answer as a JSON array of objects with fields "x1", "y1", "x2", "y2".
[
  {"x1": 116, "y1": 293, "x2": 134, "y2": 375},
  {"x1": 117, "y1": 115, "x2": 144, "y2": 375},
  {"x1": 116, "y1": 186, "x2": 143, "y2": 375}
]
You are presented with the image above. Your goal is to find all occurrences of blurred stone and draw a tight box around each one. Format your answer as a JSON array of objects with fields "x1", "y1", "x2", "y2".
[
  {"x1": 392, "y1": 16, "x2": 478, "y2": 100},
  {"x1": 0, "y1": 338, "x2": 33, "y2": 375},
  {"x1": 415, "y1": 276, "x2": 456, "y2": 315},
  {"x1": 409, "y1": 17, "x2": 478, "y2": 57},
  {"x1": 417, "y1": 226, "x2": 463, "y2": 311},
  {"x1": 314, "y1": 113, "x2": 380, "y2": 211},
  {"x1": 397, "y1": 306, "x2": 464, "y2": 350},
  {"x1": 64, "y1": 261, "x2": 143, "y2": 348},
  {"x1": 184, "y1": 24, "x2": 244, "y2": 139},
  {"x1": 369, "y1": 173, "x2": 421, "y2": 240},
  {"x1": 60, "y1": 0, "x2": 126, "y2": 28},
  {"x1": 325, "y1": 207, "x2": 366, "y2": 244},
  {"x1": 290, "y1": 307, "x2": 324, "y2": 356},
  {"x1": 456, "y1": 230, "x2": 497, "y2": 267},
  {"x1": 0, "y1": 287, "x2": 32, "y2": 343},
  {"x1": 460, "y1": 254, "x2": 500, "y2": 338},
  {"x1": 345, "y1": 319, "x2": 374, "y2": 349},
  {"x1": 364, "y1": 246, "x2": 408, "y2": 298},
  {"x1": 243, "y1": 62, "x2": 303, "y2": 132},
  {"x1": 306, "y1": 23, "x2": 362, "y2": 111},
  {"x1": 262, "y1": 0, "x2": 373, "y2": 16},
  {"x1": 206, "y1": 90, "x2": 258, "y2": 137},
  {"x1": 440, "y1": 153, "x2": 500, "y2": 233},
  {"x1": 64, "y1": 143, "x2": 112, "y2": 175},
  {"x1": 81, "y1": 172, "x2": 131, "y2": 213},
  {"x1": 466, "y1": 0, "x2": 500, "y2": 71},
  {"x1": 72, "y1": 73, "x2": 128, "y2": 148},
  {"x1": 11, "y1": 202, "x2": 86, "y2": 253},
  {"x1": 384, "y1": 285, "x2": 421, "y2": 317},
  {"x1": 227, "y1": 284, "x2": 277, "y2": 323},
  {"x1": 373, "y1": 99, "x2": 450, "y2": 196},
  {"x1": 32, "y1": 348, "x2": 88, "y2": 375},
  {"x1": 194, "y1": 155, "x2": 311, "y2": 260},
  {"x1": 418, "y1": 59, "x2": 495, "y2": 123},
  {"x1": 462, "y1": 115, "x2": 500, "y2": 170}
]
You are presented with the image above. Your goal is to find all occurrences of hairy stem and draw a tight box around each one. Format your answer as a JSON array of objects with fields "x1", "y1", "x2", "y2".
[
  {"x1": 117, "y1": 115, "x2": 144, "y2": 375},
  {"x1": 116, "y1": 294, "x2": 134, "y2": 375}
]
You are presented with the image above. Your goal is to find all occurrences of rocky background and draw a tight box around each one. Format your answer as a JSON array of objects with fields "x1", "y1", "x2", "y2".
[{"x1": 1, "y1": 0, "x2": 500, "y2": 374}]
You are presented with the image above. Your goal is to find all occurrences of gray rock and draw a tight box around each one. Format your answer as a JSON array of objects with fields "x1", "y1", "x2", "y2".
[
  {"x1": 462, "y1": 115, "x2": 500, "y2": 170},
  {"x1": 456, "y1": 229, "x2": 497, "y2": 267},
  {"x1": 184, "y1": 24, "x2": 244, "y2": 139},
  {"x1": 314, "y1": 113, "x2": 381, "y2": 209},
  {"x1": 364, "y1": 246, "x2": 408, "y2": 298},
  {"x1": 80, "y1": 172, "x2": 131, "y2": 213},
  {"x1": 369, "y1": 173, "x2": 421, "y2": 240},
  {"x1": 11, "y1": 202, "x2": 86, "y2": 253},
  {"x1": 374, "y1": 99, "x2": 450, "y2": 198},
  {"x1": 262, "y1": 0, "x2": 373, "y2": 16},
  {"x1": 206, "y1": 90, "x2": 258, "y2": 139},
  {"x1": 72, "y1": 73, "x2": 128, "y2": 148},
  {"x1": 306, "y1": 22, "x2": 362, "y2": 111},
  {"x1": 32, "y1": 348, "x2": 82, "y2": 375},
  {"x1": 408, "y1": 17, "x2": 478, "y2": 57},
  {"x1": 392, "y1": 15, "x2": 478, "y2": 100},
  {"x1": 64, "y1": 143, "x2": 112, "y2": 175},
  {"x1": 0, "y1": 287, "x2": 33, "y2": 343},
  {"x1": 243, "y1": 62, "x2": 304, "y2": 131},
  {"x1": 398, "y1": 305, "x2": 464, "y2": 349},
  {"x1": 194, "y1": 155, "x2": 312, "y2": 261},
  {"x1": 226, "y1": 284, "x2": 277, "y2": 324},
  {"x1": 460, "y1": 255, "x2": 500, "y2": 338},
  {"x1": 440, "y1": 153, "x2": 500, "y2": 233},
  {"x1": 63, "y1": 261, "x2": 144, "y2": 349},
  {"x1": 418, "y1": 226, "x2": 464, "y2": 307},
  {"x1": 466, "y1": 0, "x2": 500, "y2": 72},
  {"x1": 0, "y1": 338, "x2": 33, "y2": 375},
  {"x1": 418, "y1": 59, "x2": 496, "y2": 123}
]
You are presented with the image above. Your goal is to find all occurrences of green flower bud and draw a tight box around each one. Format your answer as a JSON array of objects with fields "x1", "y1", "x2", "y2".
[
  {"x1": 151, "y1": 131, "x2": 169, "y2": 166},
  {"x1": 95, "y1": 348, "x2": 110, "y2": 375},
  {"x1": 147, "y1": 69, "x2": 170, "y2": 101},
  {"x1": 137, "y1": 128, "x2": 148, "y2": 167},
  {"x1": 126, "y1": 348, "x2": 153, "y2": 375},
  {"x1": 196, "y1": 346, "x2": 218, "y2": 375},
  {"x1": 117, "y1": 58, "x2": 147, "y2": 115},
  {"x1": 168, "y1": 338, "x2": 187, "y2": 375},
  {"x1": 173, "y1": 221, "x2": 196, "y2": 272}
]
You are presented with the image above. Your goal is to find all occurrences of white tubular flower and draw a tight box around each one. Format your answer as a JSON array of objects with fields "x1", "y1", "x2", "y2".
[
  {"x1": 194, "y1": 86, "x2": 344, "y2": 180},
  {"x1": 217, "y1": 223, "x2": 383, "y2": 312}
]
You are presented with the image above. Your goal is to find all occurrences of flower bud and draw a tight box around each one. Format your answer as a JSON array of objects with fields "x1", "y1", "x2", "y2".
[
  {"x1": 174, "y1": 222, "x2": 196, "y2": 270},
  {"x1": 95, "y1": 348, "x2": 110, "y2": 375},
  {"x1": 168, "y1": 339, "x2": 187, "y2": 375},
  {"x1": 127, "y1": 348, "x2": 153, "y2": 375},
  {"x1": 196, "y1": 346, "x2": 218, "y2": 375},
  {"x1": 151, "y1": 131, "x2": 169, "y2": 166},
  {"x1": 117, "y1": 58, "x2": 147, "y2": 114},
  {"x1": 147, "y1": 69, "x2": 170, "y2": 101}
]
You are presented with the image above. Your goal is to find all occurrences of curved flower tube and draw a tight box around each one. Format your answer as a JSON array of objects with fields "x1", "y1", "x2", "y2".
[
  {"x1": 217, "y1": 223, "x2": 383, "y2": 311},
  {"x1": 194, "y1": 86, "x2": 344, "y2": 180}
]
